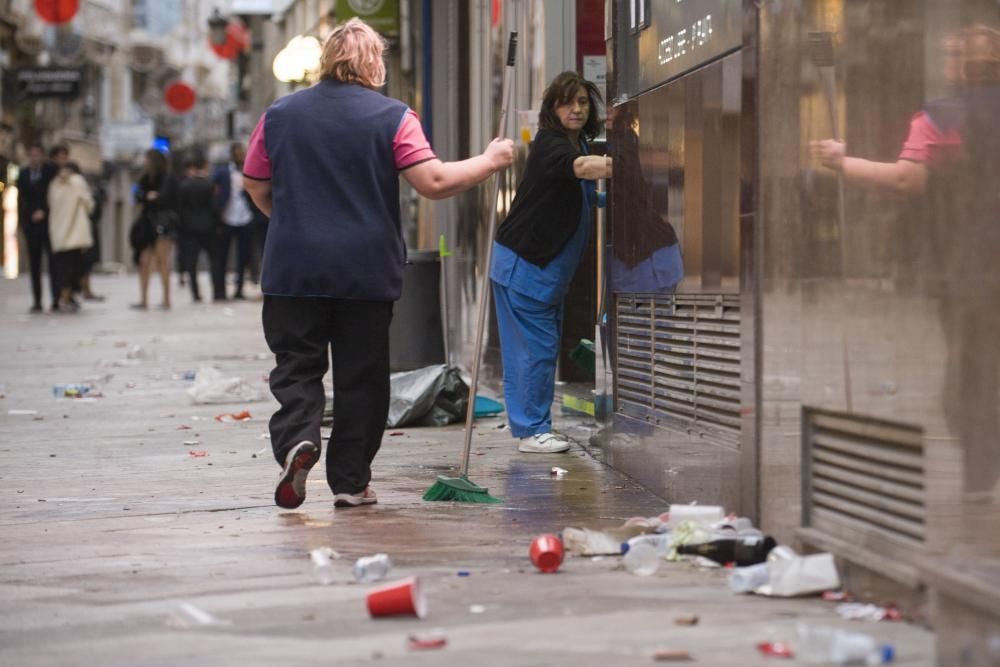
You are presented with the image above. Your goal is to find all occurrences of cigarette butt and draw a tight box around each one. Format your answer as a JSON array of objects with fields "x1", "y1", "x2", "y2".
[{"x1": 653, "y1": 649, "x2": 693, "y2": 662}]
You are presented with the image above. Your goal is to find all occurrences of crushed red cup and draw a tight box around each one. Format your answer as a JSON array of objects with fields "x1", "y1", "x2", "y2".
[
  {"x1": 757, "y1": 641, "x2": 794, "y2": 658},
  {"x1": 408, "y1": 634, "x2": 447, "y2": 650}
]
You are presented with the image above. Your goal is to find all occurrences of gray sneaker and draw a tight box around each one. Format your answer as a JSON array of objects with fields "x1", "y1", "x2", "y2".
[
  {"x1": 333, "y1": 486, "x2": 378, "y2": 508},
  {"x1": 518, "y1": 432, "x2": 571, "y2": 453}
]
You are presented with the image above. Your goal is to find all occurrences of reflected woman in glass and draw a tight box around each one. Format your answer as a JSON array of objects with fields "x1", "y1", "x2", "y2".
[{"x1": 491, "y1": 72, "x2": 612, "y2": 453}]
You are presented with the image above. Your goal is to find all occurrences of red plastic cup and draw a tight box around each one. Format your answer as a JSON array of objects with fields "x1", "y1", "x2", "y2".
[
  {"x1": 529, "y1": 534, "x2": 564, "y2": 573},
  {"x1": 366, "y1": 576, "x2": 427, "y2": 619}
]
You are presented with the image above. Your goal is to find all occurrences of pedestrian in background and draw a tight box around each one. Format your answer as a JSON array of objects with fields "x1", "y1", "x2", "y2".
[
  {"x1": 130, "y1": 149, "x2": 179, "y2": 310},
  {"x1": 16, "y1": 143, "x2": 58, "y2": 313},
  {"x1": 212, "y1": 143, "x2": 253, "y2": 300},
  {"x1": 491, "y1": 71, "x2": 612, "y2": 453},
  {"x1": 177, "y1": 152, "x2": 222, "y2": 302},
  {"x1": 242, "y1": 18, "x2": 514, "y2": 510},
  {"x1": 47, "y1": 161, "x2": 93, "y2": 313},
  {"x1": 79, "y1": 174, "x2": 106, "y2": 302}
]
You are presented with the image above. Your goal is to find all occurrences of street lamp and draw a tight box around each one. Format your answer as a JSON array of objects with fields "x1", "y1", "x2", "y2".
[
  {"x1": 272, "y1": 35, "x2": 322, "y2": 83},
  {"x1": 207, "y1": 8, "x2": 228, "y2": 47}
]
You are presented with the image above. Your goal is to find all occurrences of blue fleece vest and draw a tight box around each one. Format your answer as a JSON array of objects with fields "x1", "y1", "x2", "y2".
[{"x1": 261, "y1": 79, "x2": 408, "y2": 300}]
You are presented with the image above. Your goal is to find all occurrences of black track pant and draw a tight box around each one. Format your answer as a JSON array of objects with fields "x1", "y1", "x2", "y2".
[{"x1": 262, "y1": 295, "x2": 393, "y2": 495}]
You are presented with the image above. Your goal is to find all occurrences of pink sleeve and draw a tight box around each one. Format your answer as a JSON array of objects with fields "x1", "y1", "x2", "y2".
[
  {"x1": 394, "y1": 110, "x2": 436, "y2": 170},
  {"x1": 898, "y1": 112, "x2": 943, "y2": 164},
  {"x1": 243, "y1": 113, "x2": 271, "y2": 180}
]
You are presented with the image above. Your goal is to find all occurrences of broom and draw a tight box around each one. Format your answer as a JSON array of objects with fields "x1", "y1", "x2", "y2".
[{"x1": 423, "y1": 31, "x2": 518, "y2": 503}]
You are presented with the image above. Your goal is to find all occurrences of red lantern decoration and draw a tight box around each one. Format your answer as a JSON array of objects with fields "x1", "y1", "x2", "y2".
[
  {"x1": 35, "y1": 0, "x2": 79, "y2": 24},
  {"x1": 164, "y1": 81, "x2": 196, "y2": 113},
  {"x1": 209, "y1": 21, "x2": 250, "y2": 60}
]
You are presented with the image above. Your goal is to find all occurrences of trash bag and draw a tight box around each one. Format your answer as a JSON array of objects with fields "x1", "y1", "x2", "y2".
[
  {"x1": 187, "y1": 367, "x2": 266, "y2": 405},
  {"x1": 386, "y1": 364, "x2": 469, "y2": 428}
]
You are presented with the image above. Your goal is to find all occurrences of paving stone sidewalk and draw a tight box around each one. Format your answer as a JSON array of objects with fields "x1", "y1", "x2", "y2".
[{"x1": 0, "y1": 274, "x2": 934, "y2": 666}]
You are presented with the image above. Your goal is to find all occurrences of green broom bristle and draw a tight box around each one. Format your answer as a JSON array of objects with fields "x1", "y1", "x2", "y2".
[{"x1": 423, "y1": 475, "x2": 503, "y2": 503}]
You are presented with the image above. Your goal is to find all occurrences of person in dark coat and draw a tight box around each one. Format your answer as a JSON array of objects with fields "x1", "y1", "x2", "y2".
[
  {"x1": 176, "y1": 152, "x2": 223, "y2": 302},
  {"x1": 16, "y1": 144, "x2": 58, "y2": 313}
]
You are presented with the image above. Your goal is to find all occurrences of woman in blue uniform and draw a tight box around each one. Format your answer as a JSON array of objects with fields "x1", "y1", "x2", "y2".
[{"x1": 492, "y1": 71, "x2": 612, "y2": 453}]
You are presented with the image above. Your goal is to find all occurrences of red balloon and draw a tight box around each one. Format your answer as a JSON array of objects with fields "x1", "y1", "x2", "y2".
[
  {"x1": 35, "y1": 0, "x2": 79, "y2": 24},
  {"x1": 209, "y1": 21, "x2": 249, "y2": 60},
  {"x1": 164, "y1": 82, "x2": 196, "y2": 113}
]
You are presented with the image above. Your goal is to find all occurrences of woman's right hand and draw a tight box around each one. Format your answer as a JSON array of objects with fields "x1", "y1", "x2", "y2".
[
  {"x1": 809, "y1": 139, "x2": 845, "y2": 171},
  {"x1": 145, "y1": 190, "x2": 159, "y2": 201},
  {"x1": 485, "y1": 138, "x2": 515, "y2": 170}
]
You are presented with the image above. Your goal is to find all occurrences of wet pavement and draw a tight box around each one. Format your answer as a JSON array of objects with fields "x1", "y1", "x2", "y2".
[{"x1": 0, "y1": 274, "x2": 934, "y2": 665}]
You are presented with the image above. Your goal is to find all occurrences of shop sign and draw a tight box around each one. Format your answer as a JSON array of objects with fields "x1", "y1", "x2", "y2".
[
  {"x1": 16, "y1": 67, "x2": 82, "y2": 98},
  {"x1": 337, "y1": 0, "x2": 399, "y2": 37}
]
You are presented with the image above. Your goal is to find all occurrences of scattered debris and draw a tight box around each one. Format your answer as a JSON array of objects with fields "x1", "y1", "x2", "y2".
[
  {"x1": 367, "y1": 576, "x2": 426, "y2": 619},
  {"x1": 251, "y1": 447, "x2": 268, "y2": 459},
  {"x1": 550, "y1": 466, "x2": 568, "y2": 478},
  {"x1": 310, "y1": 547, "x2": 343, "y2": 585},
  {"x1": 354, "y1": 554, "x2": 392, "y2": 583},
  {"x1": 187, "y1": 368, "x2": 265, "y2": 405},
  {"x1": 215, "y1": 410, "x2": 252, "y2": 422},
  {"x1": 188, "y1": 450, "x2": 209, "y2": 458},
  {"x1": 673, "y1": 615, "x2": 699, "y2": 626},
  {"x1": 165, "y1": 602, "x2": 231, "y2": 628},
  {"x1": 8, "y1": 409, "x2": 39, "y2": 416},
  {"x1": 126, "y1": 345, "x2": 149, "y2": 360},
  {"x1": 469, "y1": 604, "x2": 486, "y2": 614},
  {"x1": 52, "y1": 384, "x2": 93, "y2": 398},
  {"x1": 529, "y1": 534, "x2": 564, "y2": 573},
  {"x1": 757, "y1": 642, "x2": 794, "y2": 658},
  {"x1": 407, "y1": 632, "x2": 447, "y2": 650},
  {"x1": 652, "y1": 649, "x2": 693, "y2": 662},
  {"x1": 389, "y1": 431, "x2": 405, "y2": 436},
  {"x1": 835, "y1": 603, "x2": 903, "y2": 622},
  {"x1": 177, "y1": 425, "x2": 192, "y2": 430}
]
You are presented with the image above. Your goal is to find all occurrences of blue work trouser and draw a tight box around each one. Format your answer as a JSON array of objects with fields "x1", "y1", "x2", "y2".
[{"x1": 492, "y1": 280, "x2": 564, "y2": 438}]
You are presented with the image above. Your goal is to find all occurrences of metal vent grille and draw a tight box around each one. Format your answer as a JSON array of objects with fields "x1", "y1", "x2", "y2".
[
  {"x1": 803, "y1": 409, "x2": 926, "y2": 545},
  {"x1": 616, "y1": 294, "x2": 741, "y2": 443}
]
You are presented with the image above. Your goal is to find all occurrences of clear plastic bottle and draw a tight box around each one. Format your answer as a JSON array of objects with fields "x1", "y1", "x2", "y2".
[
  {"x1": 623, "y1": 541, "x2": 660, "y2": 576},
  {"x1": 309, "y1": 548, "x2": 341, "y2": 585},
  {"x1": 728, "y1": 562, "x2": 770, "y2": 593},
  {"x1": 353, "y1": 553, "x2": 392, "y2": 583},
  {"x1": 796, "y1": 624, "x2": 895, "y2": 665},
  {"x1": 623, "y1": 533, "x2": 672, "y2": 556}
]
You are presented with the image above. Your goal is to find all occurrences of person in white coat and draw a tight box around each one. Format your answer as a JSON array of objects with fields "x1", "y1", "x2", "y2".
[{"x1": 48, "y1": 162, "x2": 94, "y2": 313}]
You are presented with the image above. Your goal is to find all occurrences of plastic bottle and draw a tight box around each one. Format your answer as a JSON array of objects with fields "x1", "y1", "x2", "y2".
[
  {"x1": 728, "y1": 562, "x2": 770, "y2": 593},
  {"x1": 353, "y1": 553, "x2": 392, "y2": 583},
  {"x1": 309, "y1": 548, "x2": 340, "y2": 585},
  {"x1": 796, "y1": 624, "x2": 895, "y2": 665},
  {"x1": 623, "y1": 541, "x2": 660, "y2": 576},
  {"x1": 622, "y1": 533, "x2": 672, "y2": 556}
]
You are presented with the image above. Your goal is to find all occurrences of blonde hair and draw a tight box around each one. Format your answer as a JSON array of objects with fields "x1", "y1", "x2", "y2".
[{"x1": 319, "y1": 18, "x2": 386, "y2": 89}]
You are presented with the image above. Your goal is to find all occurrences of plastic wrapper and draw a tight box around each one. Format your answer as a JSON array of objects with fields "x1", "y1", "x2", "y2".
[
  {"x1": 386, "y1": 364, "x2": 469, "y2": 428},
  {"x1": 757, "y1": 552, "x2": 841, "y2": 597},
  {"x1": 187, "y1": 367, "x2": 265, "y2": 405}
]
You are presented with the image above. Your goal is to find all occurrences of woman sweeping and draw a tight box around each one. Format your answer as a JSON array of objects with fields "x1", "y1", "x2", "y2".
[{"x1": 491, "y1": 71, "x2": 612, "y2": 453}]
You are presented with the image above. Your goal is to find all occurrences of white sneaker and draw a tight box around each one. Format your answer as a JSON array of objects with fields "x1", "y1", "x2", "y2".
[
  {"x1": 518, "y1": 432, "x2": 571, "y2": 453},
  {"x1": 333, "y1": 486, "x2": 378, "y2": 508}
]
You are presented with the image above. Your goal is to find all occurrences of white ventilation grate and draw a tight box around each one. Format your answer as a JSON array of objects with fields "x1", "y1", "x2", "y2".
[
  {"x1": 616, "y1": 294, "x2": 741, "y2": 444},
  {"x1": 803, "y1": 409, "x2": 926, "y2": 545}
]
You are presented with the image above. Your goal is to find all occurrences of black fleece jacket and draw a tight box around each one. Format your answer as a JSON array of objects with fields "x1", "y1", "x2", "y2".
[{"x1": 494, "y1": 128, "x2": 585, "y2": 268}]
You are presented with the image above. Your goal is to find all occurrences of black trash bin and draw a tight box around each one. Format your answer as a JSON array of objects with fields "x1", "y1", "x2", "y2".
[{"x1": 388, "y1": 250, "x2": 444, "y2": 371}]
